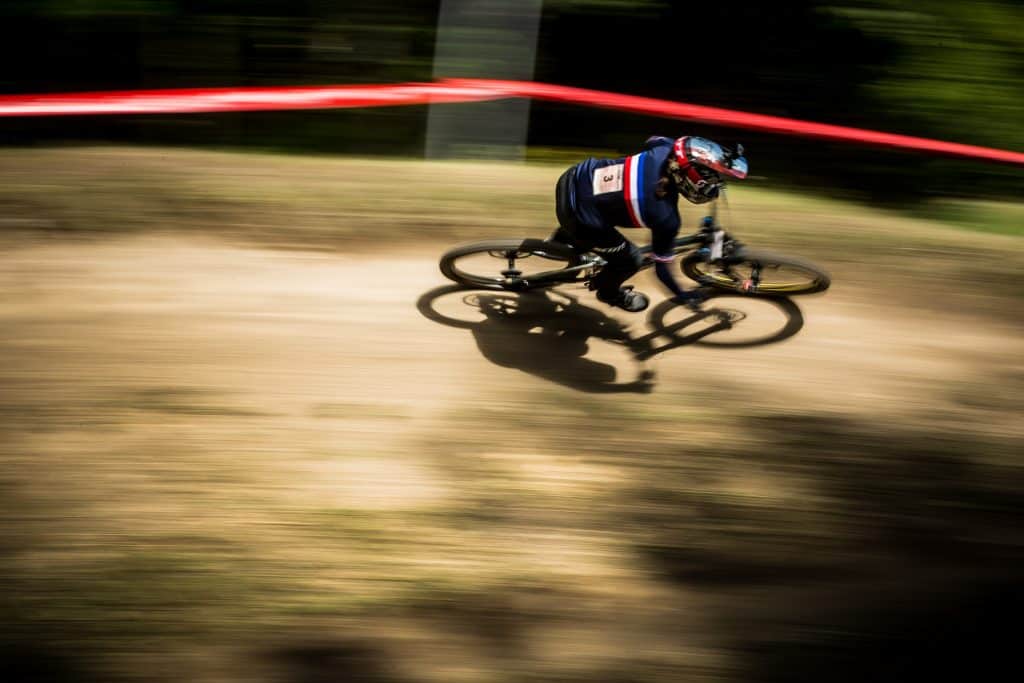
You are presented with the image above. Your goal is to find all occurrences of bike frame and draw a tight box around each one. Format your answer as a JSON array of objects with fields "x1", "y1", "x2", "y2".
[
  {"x1": 446, "y1": 190, "x2": 828, "y2": 297},
  {"x1": 500, "y1": 227, "x2": 712, "y2": 291}
]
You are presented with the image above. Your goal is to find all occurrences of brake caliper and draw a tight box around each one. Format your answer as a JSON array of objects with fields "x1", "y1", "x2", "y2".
[{"x1": 739, "y1": 263, "x2": 761, "y2": 293}]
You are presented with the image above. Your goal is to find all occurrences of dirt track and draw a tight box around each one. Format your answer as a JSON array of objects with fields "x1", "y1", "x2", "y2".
[
  {"x1": 2, "y1": 147, "x2": 1023, "y2": 680},
  {"x1": 2, "y1": 233, "x2": 1023, "y2": 681},
  {"x1": 3, "y1": 234, "x2": 1020, "y2": 417}
]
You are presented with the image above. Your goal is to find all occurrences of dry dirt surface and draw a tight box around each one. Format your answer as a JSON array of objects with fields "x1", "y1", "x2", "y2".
[
  {"x1": 3, "y1": 233, "x2": 1019, "y2": 420},
  {"x1": 1, "y1": 231, "x2": 1022, "y2": 682}
]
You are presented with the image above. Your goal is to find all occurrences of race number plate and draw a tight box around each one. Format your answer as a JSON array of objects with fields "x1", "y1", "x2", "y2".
[{"x1": 592, "y1": 164, "x2": 623, "y2": 195}]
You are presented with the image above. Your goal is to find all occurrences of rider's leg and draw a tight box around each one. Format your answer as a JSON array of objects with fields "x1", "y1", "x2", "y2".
[
  {"x1": 552, "y1": 171, "x2": 645, "y2": 311},
  {"x1": 588, "y1": 230, "x2": 647, "y2": 312},
  {"x1": 590, "y1": 233, "x2": 641, "y2": 296},
  {"x1": 549, "y1": 225, "x2": 577, "y2": 246}
]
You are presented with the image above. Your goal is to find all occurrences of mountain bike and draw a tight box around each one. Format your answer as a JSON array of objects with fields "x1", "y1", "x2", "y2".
[{"x1": 438, "y1": 213, "x2": 830, "y2": 297}]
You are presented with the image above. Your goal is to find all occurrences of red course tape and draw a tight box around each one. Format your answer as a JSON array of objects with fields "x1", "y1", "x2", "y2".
[
  {"x1": 0, "y1": 81, "x2": 500, "y2": 116},
  {"x1": 1, "y1": 78, "x2": 1022, "y2": 165}
]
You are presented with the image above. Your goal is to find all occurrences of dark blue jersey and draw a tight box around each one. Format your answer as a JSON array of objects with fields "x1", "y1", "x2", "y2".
[{"x1": 568, "y1": 137, "x2": 681, "y2": 258}]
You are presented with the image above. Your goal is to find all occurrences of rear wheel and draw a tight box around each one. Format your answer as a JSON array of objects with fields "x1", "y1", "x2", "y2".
[
  {"x1": 681, "y1": 248, "x2": 830, "y2": 295},
  {"x1": 439, "y1": 239, "x2": 581, "y2": 290}
]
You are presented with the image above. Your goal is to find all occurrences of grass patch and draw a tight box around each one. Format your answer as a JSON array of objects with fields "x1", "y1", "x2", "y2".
[
  {"x1": 118, "y1": 387, "x2": 273, "y2": 417},
  {"x1": 1, "y1": 146, "x2": 1020, "y2": 255},
  {"x1": 308, "y1": 402, "x2": 413, "y2": 420},
  {"x1": 920, "y1": 198, "x2": 1024, "y2": 236}
]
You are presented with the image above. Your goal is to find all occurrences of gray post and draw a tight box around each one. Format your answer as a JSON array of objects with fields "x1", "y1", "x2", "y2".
[{"x1": 425, "y1": 0, "x2": 543, "y2": 160}]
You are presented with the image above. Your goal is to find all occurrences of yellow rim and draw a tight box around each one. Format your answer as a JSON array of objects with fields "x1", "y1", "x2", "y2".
[{"x1": 698, "y1": 267, "x2": 818, "y2": 293}]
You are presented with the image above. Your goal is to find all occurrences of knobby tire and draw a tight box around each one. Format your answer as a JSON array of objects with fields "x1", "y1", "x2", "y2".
[
  {"x1": 439, "y1": 239, "x2": 579, "y2": 290},
  {"x1": 681, "y1": 247, "x2": 830, "y2": 295}
]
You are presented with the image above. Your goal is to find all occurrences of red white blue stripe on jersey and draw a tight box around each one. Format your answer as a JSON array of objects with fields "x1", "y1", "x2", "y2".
[{"x1": 623, "y1": 152, "x2": 647, "y2": 228}]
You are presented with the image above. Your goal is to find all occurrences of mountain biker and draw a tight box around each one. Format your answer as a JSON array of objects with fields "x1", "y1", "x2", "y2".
[{"x1": 552, "y1": 136, "x2": 748, "y2": 312}]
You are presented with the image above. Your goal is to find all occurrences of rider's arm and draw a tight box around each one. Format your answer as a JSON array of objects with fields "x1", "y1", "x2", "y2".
[
  {"x1": 654, "y1": 256, "x2": 688, "y2": 299},
  {"x1": 643, "y1": 135, "x2": 674, "y2": 151}
]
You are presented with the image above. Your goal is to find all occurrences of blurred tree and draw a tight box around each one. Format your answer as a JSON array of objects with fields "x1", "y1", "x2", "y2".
[
  {"x1": 0, "y1": 0, "x2": 1020, "y2": 199},
  {"x1": 813, "y1": 1, "x2": 1024, "y2": 198},
  {"x1": 532, "y1": 0, "x2": 1022, "y2": 199},
  {"x1": 826, "y1": 2, "x2": 1024, "y2": 148},
  {"x1": 426, "y1": 0, "x2": 543, "y2": 160}
]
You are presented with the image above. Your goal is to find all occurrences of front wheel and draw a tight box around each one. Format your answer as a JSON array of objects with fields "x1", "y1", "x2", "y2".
[
  {"x1": 681, "y1": 248, "x2": 830, "y2": 296},
  {"x1": 439, "y1": 238, "x2": 581, "y2": 290}
]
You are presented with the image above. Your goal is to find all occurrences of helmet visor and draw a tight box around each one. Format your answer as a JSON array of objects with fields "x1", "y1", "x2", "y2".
[{"x1": 684, "y1": 137, "x2": 748, "y2": 180}]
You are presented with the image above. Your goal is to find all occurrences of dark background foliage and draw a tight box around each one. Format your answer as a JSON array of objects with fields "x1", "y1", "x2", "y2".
[{"x1": 1, "y1": 0, "x2": 1021, "y2": 200}]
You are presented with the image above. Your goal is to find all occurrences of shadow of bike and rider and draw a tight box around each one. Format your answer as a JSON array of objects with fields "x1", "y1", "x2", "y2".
[{"x1": 417, "y1": 285, "x2": 804, "y2": 393}]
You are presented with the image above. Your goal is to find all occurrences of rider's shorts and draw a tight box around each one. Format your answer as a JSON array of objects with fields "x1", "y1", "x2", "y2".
[{"x1": 555, "y1": 165, "x2": 578, "y2": 232}]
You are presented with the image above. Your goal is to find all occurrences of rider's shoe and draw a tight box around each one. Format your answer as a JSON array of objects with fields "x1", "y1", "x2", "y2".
[{"x1": 598, "y1": 286, "x2": 649, "y2": 313}]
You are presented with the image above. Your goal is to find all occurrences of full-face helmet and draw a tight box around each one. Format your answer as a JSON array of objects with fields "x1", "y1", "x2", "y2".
[{"x1": 668, "y1": 137, "x2": 748, "y2": 204}]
